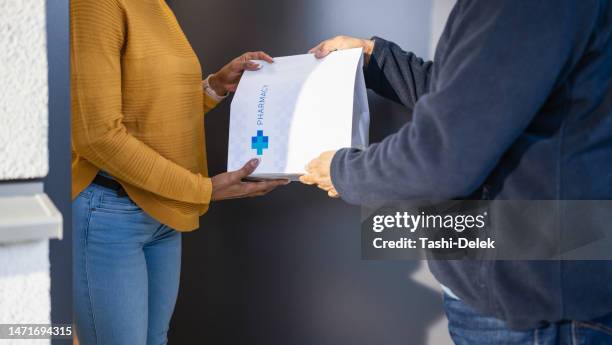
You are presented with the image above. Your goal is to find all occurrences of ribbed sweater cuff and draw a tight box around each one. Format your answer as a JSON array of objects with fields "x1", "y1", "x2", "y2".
[{"x1": 199, "y1": 176, "x2": 213, "y2": 205}]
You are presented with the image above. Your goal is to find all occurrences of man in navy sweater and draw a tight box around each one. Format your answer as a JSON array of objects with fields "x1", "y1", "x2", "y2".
[{"x1": 301, "y1": 1, "x2": 612, "y2": 343}]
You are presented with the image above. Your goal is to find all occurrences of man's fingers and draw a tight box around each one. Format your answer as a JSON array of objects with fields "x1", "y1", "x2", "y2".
[
  {"x1": 317, "y1": 183, "x2": 331, "y2": 191},
  {"x1": 315, "y1": 41, "x2": 338, "y2": 58},
  {"x1": 308, "y1": 42, "x2": 322, "y2": 53},
  {"x1": 314, "y1": 48, "x2": 332, "y2": 59},
  {"x1": 299, "y1": 174, "x2": 317, "y2": 185},
  {"x1": 305, "y1": 158, "x2": 319, "y2": 173},
  {"x1": 306, "y1": 154, "x2": 327, "y2": 172},
  {"x1": 310, "y1": 40, "x2": 337, "y2": 59},
  {"x1": 299, "y1": 173, "x2": 338, "y2": 198},
  {"x1": 308, "y1": 42, "x2": 325, "y2": 54}
]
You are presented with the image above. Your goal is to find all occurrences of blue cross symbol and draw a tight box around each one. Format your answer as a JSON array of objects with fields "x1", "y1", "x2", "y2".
[{"x1": 251, "y1": 130, "x2": 269, "y2": 155}]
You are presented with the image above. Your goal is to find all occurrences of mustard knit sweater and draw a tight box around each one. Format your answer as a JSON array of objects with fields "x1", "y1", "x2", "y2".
[{"x1": 71, "y1": 0, "x2": 219, "y2": 231}]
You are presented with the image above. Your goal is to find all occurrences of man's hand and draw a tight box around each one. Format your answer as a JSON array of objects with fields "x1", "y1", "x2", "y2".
[
  {"x1": 309, "y1": 35, "x2": 375, "y2": 65},
  {"x1": 299, "y1": 150, "x2": 340, "y2": 198},
  {"x1": 208, "y1": 51, "x2": 274, "y2": 95},
  {"x1": 211, "y1": 159, "x2": 289, "y2": 201}
]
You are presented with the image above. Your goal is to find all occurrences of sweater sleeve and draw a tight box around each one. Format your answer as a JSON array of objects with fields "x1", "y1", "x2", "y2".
[
  {"x1": 71, "y1": 0, "x2": 212, "y2": 205},
  {"x1": 364, "y1": 37, "x2": 434, "y2": 111},
  {"x1": 331, "y1": 0, "x2": 574, "y2": 205},
  {"x1": 203, "y1": 92, "x2": 221, "y2": 114}
]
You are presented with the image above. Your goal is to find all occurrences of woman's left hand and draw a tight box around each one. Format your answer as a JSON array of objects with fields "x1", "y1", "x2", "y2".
[{"x1": 209, "y1": 51, "x2": 274, "y2": 95}]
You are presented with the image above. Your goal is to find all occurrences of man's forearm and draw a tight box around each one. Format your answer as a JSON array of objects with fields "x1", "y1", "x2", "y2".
[
  {"x1": 364, "y1": 37, "x2": 433, "y2": 110},
  {"x1": 332, "y1": 1, "x2": 571, "y2": 205}
]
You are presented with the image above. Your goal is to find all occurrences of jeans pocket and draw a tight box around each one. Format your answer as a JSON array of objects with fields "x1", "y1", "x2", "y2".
[
  {"x1": 87, "y1": 206, "x2": 154, "y2": 244},
  {"x1": 95, "y1": 193, "x2": 143, "y2": 214},
  {"x1": 77, "y1": 191, "x2": 93, "y2": 200}
]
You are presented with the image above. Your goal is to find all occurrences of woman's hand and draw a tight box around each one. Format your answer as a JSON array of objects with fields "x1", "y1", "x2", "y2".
[
  {"x1": 309, "y1": 35, "x2": 375, "y2": 65},
  {"x1": 211, "y1": 158, "x2": 289, "y2": 201},
  {"x1": 208, "y1": 51, "x2": 274, "y2": 96}
]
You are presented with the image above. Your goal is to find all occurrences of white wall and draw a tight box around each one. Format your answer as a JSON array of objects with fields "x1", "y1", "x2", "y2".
[
  {"x1": 0, "y1": 0, "x2": 52, "y2": 342},
  {"x1": 430, "y1": 0, "x2": 456, "y2": 59},
  {"x1": 0, "y1": 0, "x2": 49, "y2": 180},
  {"x1": 0, "y1": 241, "x2": 50, "y2": 345}
]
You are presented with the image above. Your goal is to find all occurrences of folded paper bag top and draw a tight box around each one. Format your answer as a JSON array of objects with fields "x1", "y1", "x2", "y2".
[{"x1": 228, "y1": 48, "x2": 370, "y2": 180}]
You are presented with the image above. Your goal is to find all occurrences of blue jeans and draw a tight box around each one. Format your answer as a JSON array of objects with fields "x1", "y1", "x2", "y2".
[
  {"x1": 443, "y1": 293, "x2": 612, "y2": 345},
  {"x1": 73, "y1": 183, "x2": 182, "y2": 345}
]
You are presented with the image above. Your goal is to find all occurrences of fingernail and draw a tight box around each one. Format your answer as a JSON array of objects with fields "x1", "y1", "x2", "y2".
[
  {"x1": 250, "y1": 158, "x2": 260, "y2": 168},
  {"x1": 284, "y1": 179, "x2": 291, "y2": 185}
]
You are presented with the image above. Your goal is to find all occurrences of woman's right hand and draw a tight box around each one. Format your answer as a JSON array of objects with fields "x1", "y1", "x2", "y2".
[
  {"x1": 209, "y1": 51, "x2": 274, "y2": 96},
  {"x1": 308, "y1": 35, "x2": 375, "y2": 64},
  {"x1": 211, "y1": 159, "x2": 289, "y2": 201}
]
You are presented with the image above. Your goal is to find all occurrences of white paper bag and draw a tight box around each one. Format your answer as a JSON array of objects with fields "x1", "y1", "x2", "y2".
[{"x1": 228, "y1": 48, "x2": 370, "y2": 180}]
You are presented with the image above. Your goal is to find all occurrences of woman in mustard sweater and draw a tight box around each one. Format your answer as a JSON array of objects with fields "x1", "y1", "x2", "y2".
[{"x1": 71, "y1": 0, "x2": 287, "y2": 344}]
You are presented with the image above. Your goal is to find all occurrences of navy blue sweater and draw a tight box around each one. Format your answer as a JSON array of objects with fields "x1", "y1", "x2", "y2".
[{"x1": 331, "y1": 0, "x2": 612, "y2": 329}]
